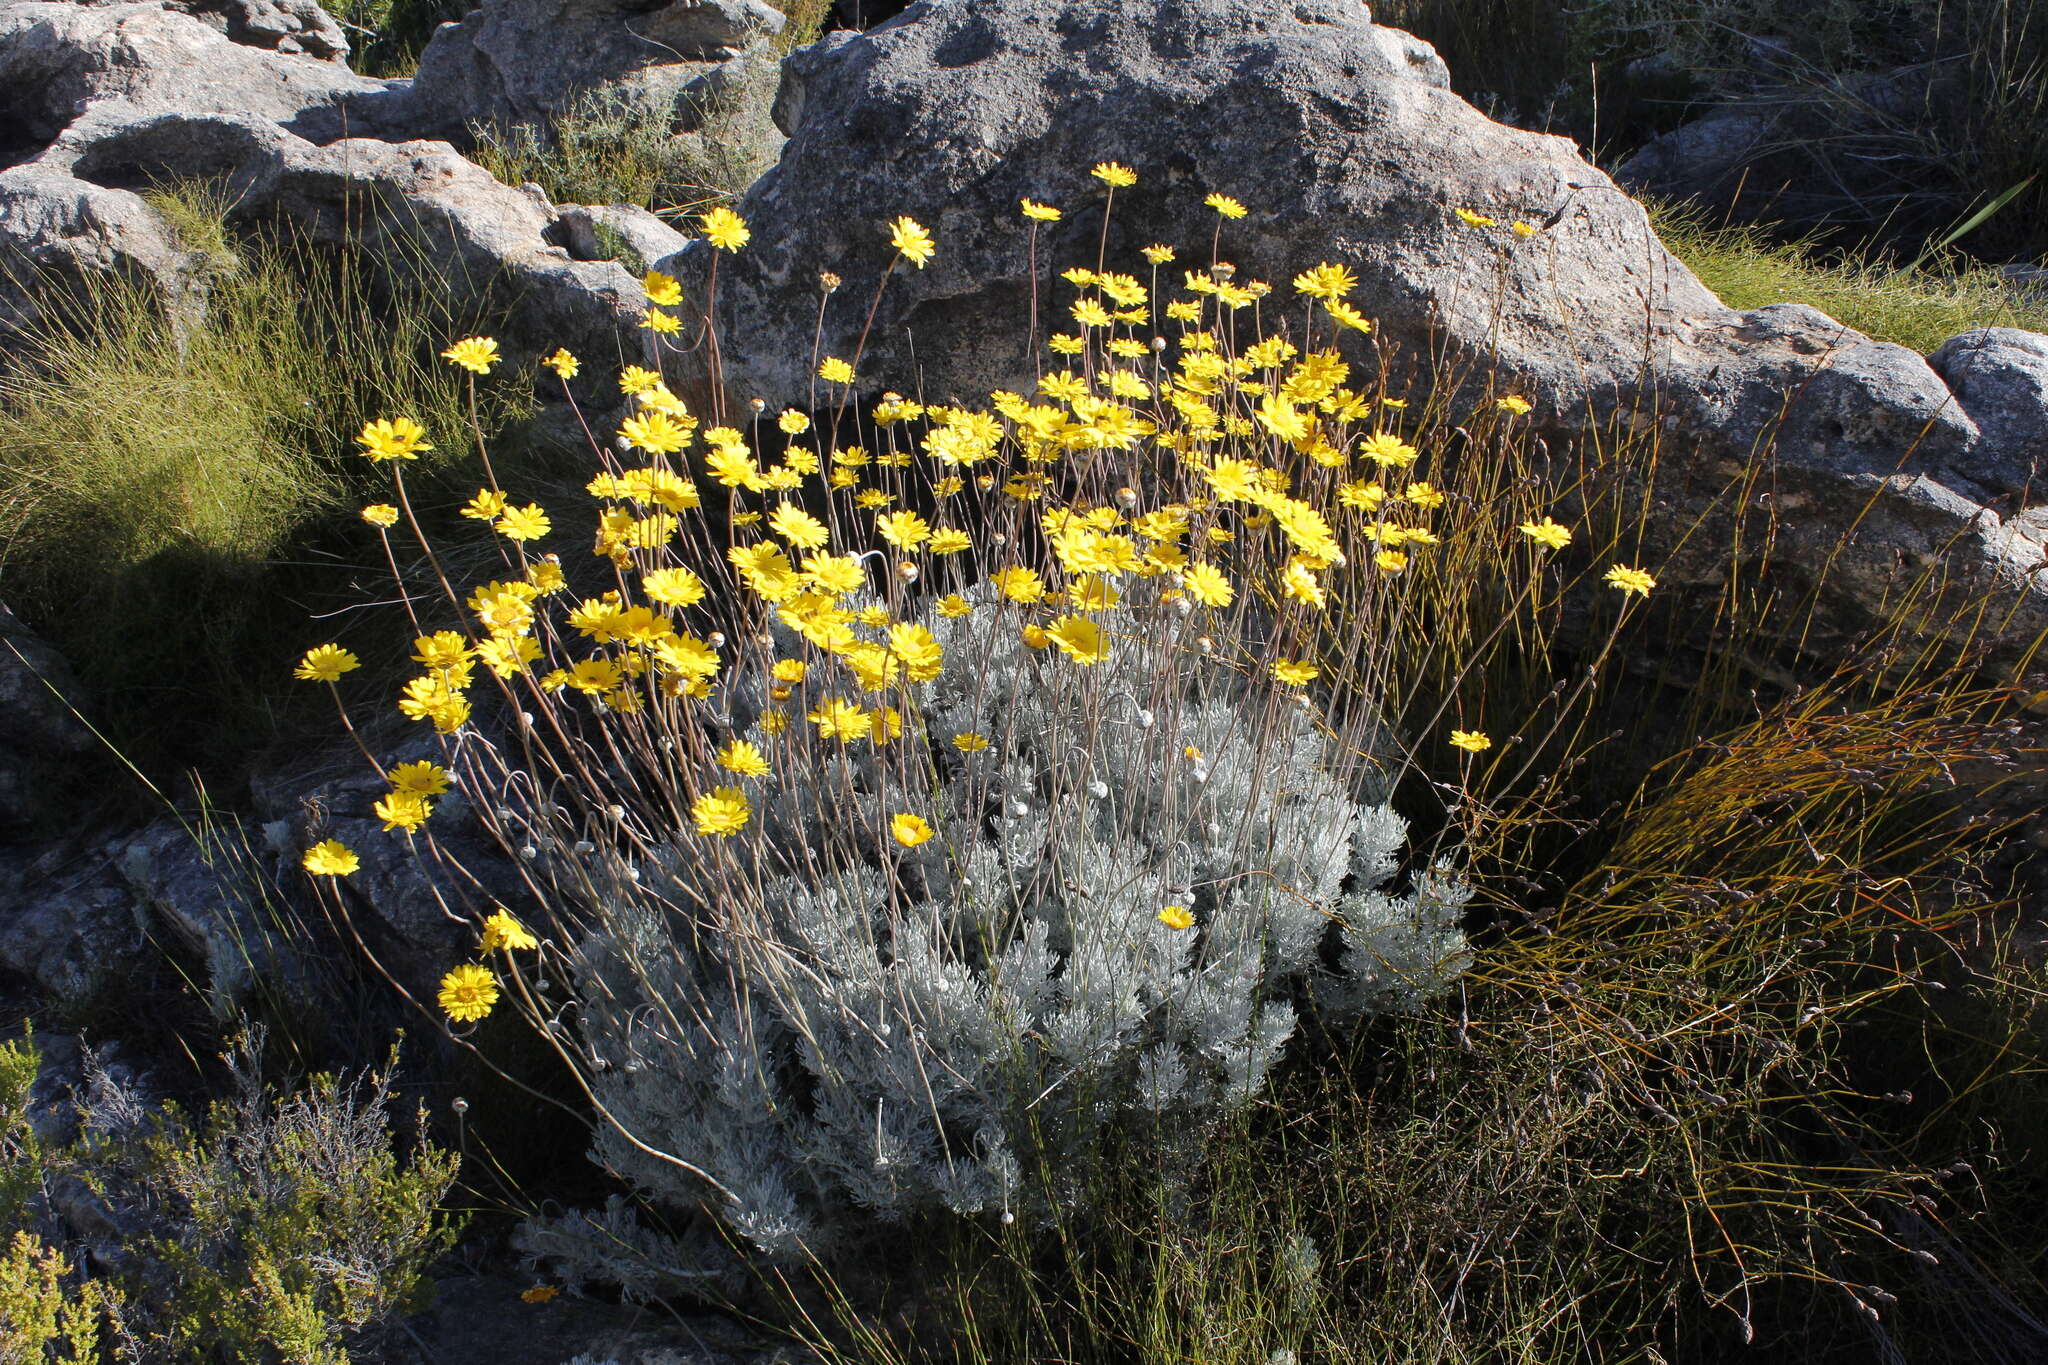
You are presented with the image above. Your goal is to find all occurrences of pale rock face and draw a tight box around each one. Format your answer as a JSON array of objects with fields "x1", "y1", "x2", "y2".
[{"x1": 655, "y1": 0, "x2": 2048, "y2": 683}]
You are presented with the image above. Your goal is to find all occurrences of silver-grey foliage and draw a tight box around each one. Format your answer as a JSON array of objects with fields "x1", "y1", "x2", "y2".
[{"x1": 549, "y1": 585, "x2": 1469, "y2": 1268}]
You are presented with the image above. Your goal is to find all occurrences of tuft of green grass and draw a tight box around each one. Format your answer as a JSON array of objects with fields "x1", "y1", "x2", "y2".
[
  {"x1": 0, "y1": 179, "x2": 530, "y2": 786},
  {"x1": 1653, "y1": 201, "x2": 2048, "y2": 353}
]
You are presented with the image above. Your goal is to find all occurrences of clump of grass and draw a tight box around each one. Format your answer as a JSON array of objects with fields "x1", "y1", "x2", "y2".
[
  {"x1": 0, "y1": 179, "x2": 529, "y2": 784},
  {"x1": 468, "y1": 63, "x2": 784, "y2": 218},
  {"x1": 1652, "y1": 201, "x2": 2048, "y2": 352}
]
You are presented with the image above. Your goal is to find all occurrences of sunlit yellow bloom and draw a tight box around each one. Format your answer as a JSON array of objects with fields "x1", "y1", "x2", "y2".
[
  {"x1": 693, "y1": 786, "x2": 751, "y2": 836},
  {"x1": 937, "y1": 593, "x2": 972, "y2": 618},
  {"x1": 1496, "y1": 395, "x2": 1533, "y2": 415},
  {"x1": 808, "y1": 697, "x2": 870, "y2": 742},
  {"x1": 387, "y1": 760, "x2": 452, "y2": 798},
  {"x1": 875, "y1": 509, "x2": 930, "y2": 549},
  {"x1": 1092, "y1": 162, "x2": 1138, "y2": 188},
  {"x1": 927, "y1": 527, "x2": 972, "y2": 555},
  {"x1": 294, "y1": 644, "x2": 360, "y2": 683},
  {"x1": 621, "y1": 410, "x2": 693, "y2": 455},
  {"x1": 1512, "y1": 220, "x2": 1538, "y2": 237},
  {"x1": 641, "y1": 566, "x2": 707, "y2": 608},
  {"x1": 541, "y1": 347, "x2": 579, "y2": 379},
  {"x1": 1158, "y1": 904, "x2": 1194, "y2": 930},
  {"x1": 717, "y1": 740, "x2": 771, "y2": 777},
  {"x1": 476, "y1": 634, "x2": 541, "y2": 678},
  {"x1": 889, "y1": 216, "x2": 936, "y2": 267},
  {"x1": 1180, "y1": 562, "x2": 1233, "y2": 608},
  {"x1": 1405, "y1": 482, "x2": 1445, "y2": 511},
  {"x1": 1021, "y1": 198, "x2": 1062, "y2": 221},
  {"x1": 1324, "y1": 298, "x2": 1373, "y2": 332},
  {"x1": 360, "y1": 503, "x2": 400, "y2": 527},
  {"x1": 819, "y1": 356, "x2": 856, "y2": 384},
  {"x1": 1375, "y1": 549, "x2": 1409, "y2": 574},
  {"x1": 701, "y1": 206, "x2": 751, "y2": 251},
  {"x1": 302, "y1": 839, "x2": 359, "y2": 876},
  {"x1": 356, "y1": 416, "x2": 433, "y2": 462},
  {"x1": 1271, "y1": 659, "x2": 1319, "y2": 687},
  {"x1": 953, "y1": 731, "x2": 989, "y2": 752},
  {"x1": 441, "y1": 336, "x2": 499, "y2": 374},
  {"x1": 479, "y1": 910, "x2": 539, "y2": 952},
  {"x1": 1519, "y1": 517, "x2": 1572, "y2": 550},
  {"x1": 439, "y1": 964, "x2": 498, "y2": 1022},
  {"x1": 1360, "y1": 432, "x2": 1418, "y2": 467},
  {"x1": 496, "y1": 503, "x2": 551, "y2": 540},
  {"x1": 641, "y1": 270, "x2": 682, "y2": 305},
  {"x1": 1454, "y1": 207, "x2": 1495, "y2": 228},
  {"x1": 374, "y1": 790, "x2": 432, "y2": 832},
  {"x1": 1449, "y1": 729, "x2": 1492, "y2": 753},
  {"x1": 1292, "y1": 263, "x2": 1357, "y2": 299},
  {"x1": 618, "y1": 364, "x2": 663, "y2": 395},
  {"x1": 1204, "y1": 192, "x2": 1247, "y2": 219},
  {"x1": 641, "y1": 308, "x2": 682, "y2": 334},
  {"x1": 1605, "y1": 564, "x2": 1656, "y2": 596},
  {"x1": 767, "y1": 501, "x2": 829, "y2": 550},
  {"x1": 1021, "y1": 625, "x2": 1050, "y2": 649},
  {"x1": 1044, "y1": 615, "x2": 1106, "y2": 665},
  {"x1": 1281, "y1": 558, "x2": 1326, "y2": 608},
  {"x1": 890, "y1": 813, "x2": 934, "y2": 848}
]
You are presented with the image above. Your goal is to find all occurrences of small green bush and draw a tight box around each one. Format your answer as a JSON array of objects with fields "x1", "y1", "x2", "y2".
[{"x1": 0, "y1": 1032, "x2": 460, "y2": 1365}]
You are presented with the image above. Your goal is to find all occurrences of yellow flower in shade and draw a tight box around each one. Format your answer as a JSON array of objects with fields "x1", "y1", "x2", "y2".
[
  {"x1": 1518, "y1": 517, "x2": 1572, "y2": 550},
  {"x1": 294, "y1": 644, "x2": 359, "y2": 683},
  {"x1": 717, "y1": 740, "x2": 771, "y2": 777},
  {"x1": 952, "y1": 731, "x2": 989, "y2": 752},
  {"x1": 1605, "y1": 564, "x2": 1656, "y2": 597},
  {"x1": 356, "y1": 417, "x2": 432, "y2": 462},
  {"x1": 1178, "y1": 563, "x2": 1231, "y2": 608},
  {"x1": 361, "y1": 503, "x2": 400, "y2": 528},
  {"x1": 1496, "y1": 395, "x2": 1533, "y2": 415},
  {"x1": 701, "y1": 206, "x2": 751, "y2": 251},
  {"x1": 441, "y1": 337, "x2": 499, "y2": 374},
  {"x1": 819, "y1": 356, "x2": 856, "y2": 384},
  {"x1": 991, "y1": 566, "x2": 1045, "y2": 602},
  {"x1": 374, "y1": 790, "x2": 433, "y2": 832},
  {"x1": 301, "y1": 839, "x2": 359, "y2": 876},
  {"x1": 1045, "y1": 615, "x2": 1106, "y2": 665},
  {"x1": 1158, "y1": 904, "x2": 1195, "y2": 930},
  {"x1": 937, "y1": 593, "x2": 972, "y2": 618},
  {"x1": 641, "y1": 270, "x2": 683, "y2": 305},
  {"x1": 1141, "y1": 243, "x2": 1176, "y2": 264},
  {"x1": 1204, "y1": 192, "x2": 1247, "y2": 219},
  {"x1": 438, "y1": 964, "x2": 498, "y2": 1023},
  {"x1": 890, "y1": 813, "x2": 934, "y2": 848},
  {"x1": 692, "y1": 786, "x2": 751, "y2": 836},
  {"x1": 389, "y1": 760, "x2": 452, "y2": 797},
  {"x1": 520, "y1": 1286, "x2": 559, "y2": 1305},
  {"x1": 496, "y1": 504, "x2": 551, "y2": 540},
  {"x1": 1449, "y1": 729, "x2": 1492, "y2": 753},
  {"x1": 875, "y1": 509, "x2": 930, "y2": 548},
  {"x1": 1092, "y1": 162, "x2": 1138, "y2": 188},
  {"x1": 479, "y1": 910, "x2": 538, "y2": 952},
  {"x1": 1021, "y1": 199, "x2": 1062, "y2": 221},
  {"x1": 889, "y1": 216, "x2": 936, "y2": 268},
  {"x1": 1271, "y1": 659, "x2": 1319, "y2": 687},
  {"x1": 1454, "y1": 208, "x2": 1495, "y2": 228}
]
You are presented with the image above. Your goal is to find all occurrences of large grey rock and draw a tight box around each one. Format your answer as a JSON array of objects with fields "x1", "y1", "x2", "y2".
[
  {"x1": 654, "y1": 0, "x2": 2042, "y2": 681},
  {"x1": 1929, "y1": 328, "x2": 2048, "y2": 499},
  {"x1": 0, "y1": 603, "x2": 99, "y2": 833},
  {"x1": 405, "y1": 0, "x2": 784, "y2": 139},
  {"x1": 0, "y1": 0, "x2": 385, "y2": 157}
]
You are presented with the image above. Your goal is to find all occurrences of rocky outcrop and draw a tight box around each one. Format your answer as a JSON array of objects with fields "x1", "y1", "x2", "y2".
[
  {"x1": 406, "y1": 0, "x2": 785, "y2": 140},
  {"x1": 653, "y1": 0, "x2": 2047, "y2": 682}
]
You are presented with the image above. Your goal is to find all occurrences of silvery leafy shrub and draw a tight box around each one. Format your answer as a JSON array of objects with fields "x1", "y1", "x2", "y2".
[{"x1": 543, "y1": 583, "x2": 1469, "y2": 1269}]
